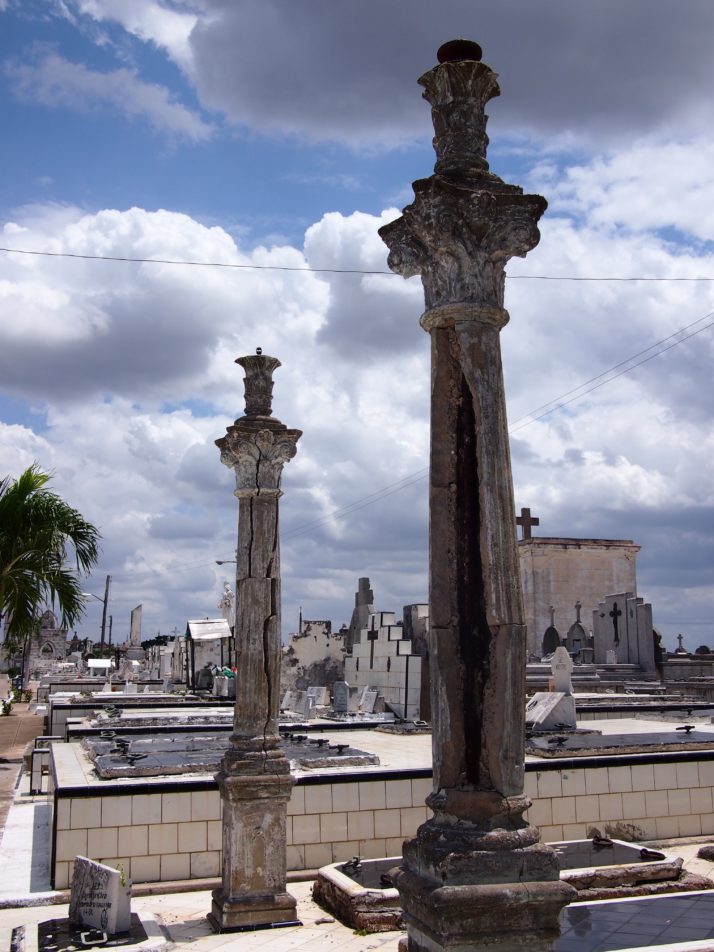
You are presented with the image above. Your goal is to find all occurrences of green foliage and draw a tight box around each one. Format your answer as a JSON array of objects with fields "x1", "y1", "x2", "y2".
[
  {"x1": 0, "y1": 699, "x2": 12, "y2": 716},
  {"x1": 0, "y1": 464, "x2": 101, "y2": 653}
]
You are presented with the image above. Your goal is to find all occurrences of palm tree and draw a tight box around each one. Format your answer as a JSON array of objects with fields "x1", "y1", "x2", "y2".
[{"x1": 0, "y1": 464, "x2": 101, "y2": 667}]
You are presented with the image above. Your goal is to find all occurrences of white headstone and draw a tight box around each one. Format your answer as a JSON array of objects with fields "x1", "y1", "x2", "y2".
[
  {"x1": 605, "y1": 649, "x2": 617, "y2": 665},
  {"x1": 123, "y1": 681, "x2": 137, "y2": 695},
  {"x1": 551, "y1": 646, "x2": 574, "y2": 695},
  {"x1": 281, "y1": 690, "x2": 298, "y2": 711},
  {"x1": 525, "y1": 692, "x2": 576, "y2": 731},
  {"x1": 360, "y1": 688, "x2": 378, "y2": 713},
  {"x1": 307, "y1": 686, "x2": 329, "y2": 705},
  {"x1": 69, "y1": 856, "x2": 131, "y2": 935}
]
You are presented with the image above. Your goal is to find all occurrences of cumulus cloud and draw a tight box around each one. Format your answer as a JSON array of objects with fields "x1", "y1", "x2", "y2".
[
  {"x1": 1, "y1": 128, "x2": 714, "y2": 647},
  {"x1": 5, "y1": 50, "x2": 212, "y2": 141}
]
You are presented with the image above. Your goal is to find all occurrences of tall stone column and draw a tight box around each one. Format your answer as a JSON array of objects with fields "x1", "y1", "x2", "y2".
[
  {"x1": 209, "y1": 350, "x2": 302, "y2": 932},
  {"x1": 379, "y1": 40, "x2": 575, "y2": 952}
]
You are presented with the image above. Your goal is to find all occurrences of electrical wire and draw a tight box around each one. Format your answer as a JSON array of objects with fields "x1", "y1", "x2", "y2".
[{"x1": 3, "y1": 245, "x2": 714, "y2": 282}]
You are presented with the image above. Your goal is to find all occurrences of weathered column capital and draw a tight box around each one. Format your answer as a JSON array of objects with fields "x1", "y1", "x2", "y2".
[
  {"x1": 217, "y1": 426, "x2": 301, "y2": 498},
  {"x1": 215, "y1": 350, "x2": 302, "y2": 498},
  {"x1": 378, "y1": 39, "x2": 547, "y2": 326}
]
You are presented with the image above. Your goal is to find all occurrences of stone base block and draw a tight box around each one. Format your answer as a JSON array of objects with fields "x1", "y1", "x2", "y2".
[
  {"x1": 208, "y1": 888, "x2": 300, "y2": 932},
  {"x1": 393, "y1": 867, "x2": 575, "y2": 952}
]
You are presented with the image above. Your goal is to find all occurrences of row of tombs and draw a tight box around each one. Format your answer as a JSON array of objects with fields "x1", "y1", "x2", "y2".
[{"x1": 28, "y1": 643, "x2": 714, "y2": 900}]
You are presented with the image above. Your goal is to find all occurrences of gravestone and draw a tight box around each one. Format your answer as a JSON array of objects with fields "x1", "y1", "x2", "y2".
[
  {"x1": 333, "y1": 681, "x2": 349, "y2": 713},
  {"x1": 525, "y1": 692, "x2": 577, "y2": 731},
  {"x1": 69, "y1": 856, "x2": 131, "y2": 935},
  {"x1": 307, "y1": 686, "x2": 329, "y2": 705},
  {"x1": 360, "y1": 688, "x2": 378, "y2": 714},
  {"x1": 566, "y1": 601, "x2": 587, "y2": 656},
  {"x1": 541, "y1": 605, "x2": 561, "y2": 657},
  {"x1": 294, "y1": 690, "x2": 316, "y2": 720},
  {"x1": 281, "y1": 690, "x2": 298, "y2": 711},
  {"x1": 551, "y1": 646, "x2": 574, "y2": 694}
]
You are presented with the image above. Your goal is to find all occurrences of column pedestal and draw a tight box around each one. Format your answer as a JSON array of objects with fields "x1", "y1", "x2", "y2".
[{"x1": 208, "y1": 772, "x2": 299, "y2": 932}]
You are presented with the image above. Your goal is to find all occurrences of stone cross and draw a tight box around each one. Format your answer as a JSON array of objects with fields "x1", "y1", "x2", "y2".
[
  {"x1": 575, "y1": 600, "x2": 582, "y2": 623},
  {"x1": 379, "y1": 38, "x2": 574, "y2": 951},
  {"x1": 516, "y1": 506, "x2": 540, "y2": 540},
  {"x1": 209, "y1": 350, "x2": 301, "y2": 932},
  {"x1": 610, "y1": 600, "x2": 623, "y2": 646},
  {"x1": 367, "y1": 628, "x2": 378, "y2": 669},
  {"x1": 677, "y1": 633, "x2": 685, "y2": 651}
]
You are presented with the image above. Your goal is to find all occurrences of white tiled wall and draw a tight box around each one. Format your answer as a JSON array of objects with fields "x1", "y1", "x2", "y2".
[
  {"x1": 523, "y1": 759, "x2": 714, "y2": 845},
  {"x1": 53, "y1": 758, "x2": 714, "y2": 890},
  {"x1": 52, "y1": 776, "x2": 432, "y2": 889}
]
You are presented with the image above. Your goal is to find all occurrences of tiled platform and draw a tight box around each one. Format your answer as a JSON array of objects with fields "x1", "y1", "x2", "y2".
[{"x1": 6, "y1": 885, "x2": 714, "y2": 952}]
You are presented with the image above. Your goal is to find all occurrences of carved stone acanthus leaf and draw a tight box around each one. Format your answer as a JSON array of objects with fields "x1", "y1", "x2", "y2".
[
  {"x1": 217, "y1": 427, "x2": 302, "y2": 496},
  {"x1": 379, "y1": 177, "x2": 546, "y2": 317}
]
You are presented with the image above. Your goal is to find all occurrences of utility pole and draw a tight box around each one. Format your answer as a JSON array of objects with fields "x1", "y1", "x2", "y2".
[
  {"x1": 100, "y1": 574, "x2": 111, "y2": 651},
  {"x1": 108, "y1": 614, "x2": 113, "y2": 647}
]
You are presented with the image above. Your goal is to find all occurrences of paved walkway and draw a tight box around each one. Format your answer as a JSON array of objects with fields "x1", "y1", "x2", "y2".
[{"x1": 0, "y1": 700, "x2": 43, "y2": 837}]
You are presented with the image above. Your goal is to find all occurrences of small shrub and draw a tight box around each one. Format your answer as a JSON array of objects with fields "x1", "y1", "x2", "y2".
[{"x1": 1, "y1": 699, "x2": 13, "y2": 716}]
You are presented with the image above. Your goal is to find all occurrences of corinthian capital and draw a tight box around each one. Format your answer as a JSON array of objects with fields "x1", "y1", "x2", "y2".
[
  {"x1": 378, "y1": 40, "x2": 547, "y2": 326},
  {"x1": 217, "y1": 427, "x2": 302, "y2": 498}
]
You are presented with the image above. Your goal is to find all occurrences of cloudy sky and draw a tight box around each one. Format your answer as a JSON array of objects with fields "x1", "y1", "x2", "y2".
[{"x1": 1, "y1": 0, "x2": 713, "y2": 652}]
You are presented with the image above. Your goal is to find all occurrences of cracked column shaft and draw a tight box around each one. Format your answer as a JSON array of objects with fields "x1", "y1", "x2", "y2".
[
  {"x1": 209, "y1": 351, "x2": 302, "y2": 933},
  {"x1": 379, "y1": 40, "x2": 575, "y2": 951}
]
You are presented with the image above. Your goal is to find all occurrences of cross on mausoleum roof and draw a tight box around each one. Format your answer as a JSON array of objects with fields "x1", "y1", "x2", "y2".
[{"x1": 516, "y1": 506, "x2": 539, "y2": 540}]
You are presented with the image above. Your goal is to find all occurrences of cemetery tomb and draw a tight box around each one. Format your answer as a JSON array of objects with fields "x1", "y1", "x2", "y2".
[
  {"x1": 343, "y1": 612, "x2": 422, "y2": 719},
  {"x1": 312, "y1": 842, "x2": 705, "y2": 935},
  {"x1": 312, "y1": 856, "x2": 402, "y2": 932},
  {"x1": 82, "y1": 732, "x2": 379, "y2": 779},
  {"x1": 42, "y1": 712, "x2": 714, "y2": 890}
]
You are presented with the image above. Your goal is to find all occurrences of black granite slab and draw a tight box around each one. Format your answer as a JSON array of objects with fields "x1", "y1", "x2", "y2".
[
  {"x1": 555, "y1": 892, "x2": 714, "y2": 950},
  {"x1": 82, "y1": 733, "x2": 378, "y2": 778}
]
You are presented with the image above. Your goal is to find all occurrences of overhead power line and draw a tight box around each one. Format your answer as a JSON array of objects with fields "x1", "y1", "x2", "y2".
[
  {"x1": 508, "y1": 312, "x2": 714, "y2": 433},
  {"x1": 2, "y1": 245, "x2": 714, "y2": 282}
]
